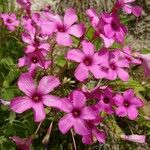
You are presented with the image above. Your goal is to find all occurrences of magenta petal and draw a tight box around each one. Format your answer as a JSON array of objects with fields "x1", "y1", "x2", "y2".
[
  {"x1": 32, "y1": 102, "x2": 46, "y2": 122},
  {"x1": 18, "y1": 57, "x2": 26, "y2": 67},
  {"x1": 82, "y1": 135, "x2": 92, "y2": 144},
  {"x1": 100, "y1": 34, "x2": 114, "y2": 48},
  {"x1": 114, "y1": 94, "x2": 124, "y2": 106},
  {"x1": 58, "y1": 98, "x2": 73, "y2": 113},
  {"x1": 58, "y1": 114, "x2": 73, "y2": 134},
  {"x1": 104, "y1": 24, "x2": 115, "y2": 38},
  {"x1": 89, "y1": 65, "x2": 101, "y2": 79},
  {"x1": 117, "y1": 68, "x2": 129, "y2": 81},
  {"x1": 75, "y1": 63, "x2": 89, "y2": 81},
  {"x1": 63, "y1": 8, "x2": 77, "y2": 28},
  {"x1": 67, "y1": 49, "x2": 84, "y2": 62},
  {"x1": 38, "y1": 76, "x2": 60, "y2": 94},
  {"x1": 132, "y1": 6, "x2": 142, "y2": 17},
  {"x1": 123, "y1": 4, "x2": 132, "y2": 14},
  {"x1": 25, "y1": 45, "x2": 35, "y2": 53},
  {"x1": 94, "y1": 129, "x2": 106, "y2": 143},
  {"x1": 56, "y1": 32, "x2": 72, "y2": 46},
  {"x1": 72, "y1": 90, "x2": 86, "y2": 109},
  {"x1": 42, "y1": 94, "x2": 61, "y2": 108},
  {"x1": 116, "y1": 106, "x2": 127, "y2": 117},
  {"x1": 127, "y1": 106, "x2": 138, "y2": 120},
  {"x1": 115, "y1": 30, "x2": 124, "y2": 43},
  {"x1": 81, "y1": 40, "x2": 95, "y2": 55},
  {"x1": 68, "y1": 23, "x2": 85, "y2": 38},
  {"x1": 18, "y1": 73, "x2": 36, "y2": 97},
  {"x1": 81, "y1": 106, "x2": 98, "y2": 120},
  {"x1": 123, "y1": 89, "x2": 134, "y2": 100},
  {"x1": 107, "y1": 69, "x2": 117, "y2": 80},
  {"x1": 73, "y1": 119, "x2": 90, "y2": 135},
  {"x1": 130, "y1": 97, "x2": 143, "y2": 107},
  {"x1": 10, "y1": 96, "x2": 32, "y2": 113}
]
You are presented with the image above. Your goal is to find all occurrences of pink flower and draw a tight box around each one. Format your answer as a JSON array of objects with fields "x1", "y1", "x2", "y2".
[
  {"x1": 47, "y1": 8, "x2": 85, "y2": 46},
  {"x1": 18, "y1": 50, "x2": 51, "y2": 76},
  {"x1": 22, "y1": 29, "x2": 50, "y2": 54},
  {"x1": 17, "y1": 0, "x2": 31, "y2": 15},
  {"x1": 120, "y1": 46, "x2": 141, "y2": 65},
  {"x1": 101, "y1": 12, "x2": 127, "y2": 44},
  {"x1": 139, "y1": 54, "x2": 150, "y2": 77},
  {"x1": 82, "y1": 85, "x2": 107, "y2": 101},
  {"x1": 121, "y1": 134, "x2": 146, "y2": 143},
  {"x1": 114, "y1": 89, "x2": 143, "y2": 120},
  {"x1": 0, "y1": 13, "x2": 20, "y2": 31},
  {"x1": 58, "y1": 90, "x2": 98, "y2": 135},
  {"x1": 67, "y1": 40, "x2": 108, "y2": 81},
  {"x1": 96, "y1": 87, "x2": 114, "y2": 114},
  {"x1": 115, "y1": 0, "x2": 142, "y2": 17},
  {"x1": 10, "y1": 73, "x2": 60, "y2": 122},
  {"x1": 10, "y1": 136, "x2": 32, "y2": 150},
  {"x1": 86, "y1": 9, "x2": 100, "y2": 30},
  {"x1": 107, "y1": 50, "x2": 129, "y2": 81},
  {"x1": 82, "y1": 117, "x2": 106, "y2": 144}
]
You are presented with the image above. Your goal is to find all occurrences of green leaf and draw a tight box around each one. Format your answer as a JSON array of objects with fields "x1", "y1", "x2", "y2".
[
  {"x1": 124, "y1": 78, "x2": 145, "y2": 93},
  {"x1": 56, "y1": 56, "x2": 66, "y2": 67}
]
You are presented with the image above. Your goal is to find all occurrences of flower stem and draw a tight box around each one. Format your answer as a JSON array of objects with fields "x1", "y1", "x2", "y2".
[{"x1": 71, "y1": 129, "x2": 77, "y2": 150}]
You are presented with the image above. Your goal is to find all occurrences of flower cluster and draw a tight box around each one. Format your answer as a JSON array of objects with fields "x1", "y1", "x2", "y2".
[{"x1": 1, "y1": 0, "x2": 149, "y2": 148}]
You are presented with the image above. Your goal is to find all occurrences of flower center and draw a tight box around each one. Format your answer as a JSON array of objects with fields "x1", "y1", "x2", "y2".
[
  {"x1": 110, "y1": 62, "x2": 117, "y2": 70},
  {"x1": 111, "y1": 21, "x2": 119, "y2": 31},
  {"x1": 72, "y1": 109, "x2": 81, "y2": 118},
  {"x1": 57, "y1": 25, "x2": 66, "y2": 32},
  {"x1": 124, "y1": 101, "x2": 130, "y2": 107},
  {"x1": 31, "y1": 56, "x2": 39, "y2": 64},
  {"x1": 103, "y1": 97, "x2": 110, "y2": 104},
  {"x1": 101, "y1": 66, "x2": 108, "y2": 72},
  {"x1": 6, "y1": 18, "x2": 13, "y2": 24},
  {"x1": 32, "y1": 94, "x2": 41, "y2": 102},
  {"x1": 125, "y1": 56, "x2": 131, "y2": 62},
  {"x1": 83, "y1": 57, "x2": 93, "y2": 66}
]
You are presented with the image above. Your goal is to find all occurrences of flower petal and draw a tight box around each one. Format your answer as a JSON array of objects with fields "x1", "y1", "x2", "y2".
[
  {"x1": 130, "y1": 97, "x2": 143, "y2": 107},
  {"x1": 58, "y1": 114, "x2": 73, "y2": 134},
  {"x1": 38, "y1": 76, "x2": 60, "y2": 94},
  {"x1": 81, "y1": 40, "x2": 95, "y2": 55},
  {"x1": 66, "y1": 49, "x2": 84, "y2": 62},
  {"x1": 75, "y1": 63, "x2": 89, "y2": 81},
  {"x1": 94, "y1": 129, "x2": 106, "y2": 143},
  {"x1": 123, "y1": 89, "x2": 134, "y2": 100},
  {"x1": 10, "y1": 96, "x2": 32, "y2": 113},
  {"x1": 104, "y1": 24, "x2": 115, "y2": 38},
  {"x1": 81, "y1": 106, "x2": 98, "y2": 120},
  {"x1": 42, "y1": 94, "x2": 61, "y2": 108},
  {"x1": 100, "y1": 34, "x2": 114, "y2": 48},
  {"x1": 73, "y1": 119, "x2": 90, "y2": 135},
  {"x1": 18, "y1": 73, "x2": 36, "y2": 97},
  {"x1": 127, "y1": 106, "x2": 138, "y2": 120},
  {"x1": 67, "y1": 23, "x2": 85, "y2": 38},
  {"x1": 116, "y1": 106, "x2": 127, "y2": 117},
  {"x1": 72, "y1": 90, "x2": 86, "y2": 109},
  {"x1": 82, "y1": 135, "x2": 93, "y2": 144},
  {"x1": 132, "y1": 6, "x2": 142, "y2": 17},
  {"x1": 117, "y1": 68, "x2": 129, "y2": 81},
  {"x1": 32, "y1": 102, "x2": 46, "y2": 122},
  {"x1": 56, "y1": 32, "x2": 72, "y2": 46},
  {"x1": 89, "y1": 65, "x2": 101, "y2": 79},
  {"x1": 114, "y1": 94, "x2": 124, "y2": 106},
  {"x1": 63, "y1": 8, "x2": 77, "y2": 28}
]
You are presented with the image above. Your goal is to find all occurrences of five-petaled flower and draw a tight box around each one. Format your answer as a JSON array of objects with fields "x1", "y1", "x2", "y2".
[
  {"x1": 114, "y1": 89, "x2": 143, "y2": 120},
  {"x1": 58, "y1": 90, "x2": 98, "y2": 135},
  {"x1": 10, "y1": 73, "x2": 60, "y2": 122}
]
